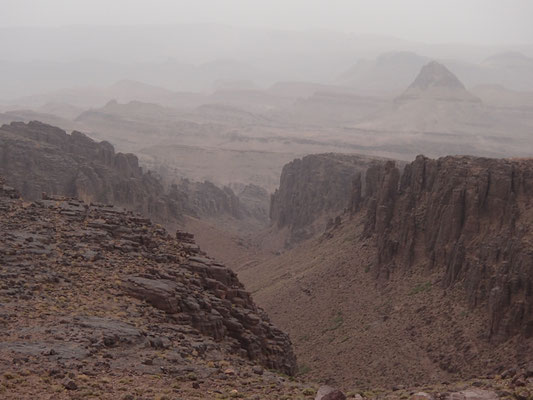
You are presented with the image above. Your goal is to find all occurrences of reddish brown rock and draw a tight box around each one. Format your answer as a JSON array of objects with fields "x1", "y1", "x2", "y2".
[
  {"x1": 0, "y1": 121, "x2": 257, "y2": 228},
  {"x1": 315, "y1": 385, "x2": 346, "y2": 400},
  {"x1": 355, "y1": 155, "x2": 533, "y2": 340},
  {"x1": 0, "y1": 177, "x2": 297, "y2": 378},
  {"x1": 270, "y1": 153, "x2": 389, "y2": 246}
]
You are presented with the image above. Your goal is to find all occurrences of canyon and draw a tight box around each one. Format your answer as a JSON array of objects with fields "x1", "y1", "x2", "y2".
[
  {"x1": 238, "y1": 154, "x2": 533, "y2": 390},
  {"x1": 1, "y1": 44, "x2": 533, "y2": 399},
  {"x1": 0, "y1": 177, "x2": 302, "y2": 399}
]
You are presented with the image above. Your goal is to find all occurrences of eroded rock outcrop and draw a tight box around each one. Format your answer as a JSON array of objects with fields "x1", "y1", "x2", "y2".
[
  {"x1": 0, "y1": 177, "x2": 296, "y2": 383},
  {"x1": 270, "y1": 153, "x2": 386, "y2": 245},
  {"x1": 0, "y1": 121, "x2": 254, "y2": 227},
  {"x1": 0, "y1": 121, "x2": 178, "y2": 218},
  {"x1": 356, "y1": 155, "x2": 533, "y2": 340},
  {"x1": 122, "y1": 252, "x2": 296, "y2": 373},
  {"x1": 171, "y1": 179, "x2": 244, "y2": 220},
  {"x1": 233, "y1": 183, "x2": 270, "y2": 223}
]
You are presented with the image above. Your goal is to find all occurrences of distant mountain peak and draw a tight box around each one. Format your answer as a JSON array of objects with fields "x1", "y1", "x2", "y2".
[
  {"x1": 397, "y1": 61, "x2": 479, "y2": 103},
  {"x1": 408, "y1": 61, "x2": 466, "y2": 91}
]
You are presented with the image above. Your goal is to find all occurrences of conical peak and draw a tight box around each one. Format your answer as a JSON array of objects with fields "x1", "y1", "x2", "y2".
[{"x1": 409, "y1": 61, "x2": 466, "y2": 91}]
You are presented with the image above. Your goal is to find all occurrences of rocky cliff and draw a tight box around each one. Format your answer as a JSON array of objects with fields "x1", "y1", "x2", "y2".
[
  {"x1": 0, "y1": 176, "x2": 297, "y2": 399},
  {"x1": 232, "y1": 183, "x2": 270, "y2": 223},
  {"x1": 0, "y1": 121, "x2": 253, "y2": 228},
  {"x1": 354, "y1": 155, "x2": 533, "y2": 340},
  {"x1": 270, "y1": 153, "x2": 386, "y2": 245},
  {"x1": 240, "y1": 154, "x2": 533, "y2": 389},
  {"x1": 171, "y1": 179, "x2": 244, "y2": 220},
  {"x1": 3, "y1": 174, "x2": 527, "y2": 400}
]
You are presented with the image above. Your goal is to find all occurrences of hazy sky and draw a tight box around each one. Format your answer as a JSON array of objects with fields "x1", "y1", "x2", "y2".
[{"x1": 1, "y1": 0, "x2": 533, "y2": 45}]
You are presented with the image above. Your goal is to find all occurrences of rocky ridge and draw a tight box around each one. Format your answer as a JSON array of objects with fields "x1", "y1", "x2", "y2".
[
  {"x1": 353, "y1": 155, "x2": 533, "y2": 341},
  {"x1": 171, "y1": 179, "x2": 244, "y2": 220},
  {"x1": 239, "y1": 154, "x2": 533, "y2": 390},
  {"x1": 0, "y1": 176, "x2": 298, "y2": 399},
  {"x1": 0, "y1": 121, "x2": 258, "y2": 229},
  {"x1": 269, "y1": 153, "x2": 387, "y2": 246}
]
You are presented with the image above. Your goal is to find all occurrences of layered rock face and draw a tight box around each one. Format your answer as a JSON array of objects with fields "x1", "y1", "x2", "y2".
[
  {"x1": 171, "y1": 179, "x2": 244, "y2": 220},
  {"x1": 354, "y1": 155, "x2": 533, "y2": 340},
  {"x1": 0, "y1": 177, "x2": 296, "y2": 395},
  {"x1": 0, "y1": 121, "x2": 176, "y2": 217},
  {"x1": 270, "y1": 153, "x2": 384, "y2": 245},
  {"x1": 233, "y1": 183, "x2": 270, "y2": 223},
  {"x1": 0, "y1": 121, "x2": 253, "y2": 227}
]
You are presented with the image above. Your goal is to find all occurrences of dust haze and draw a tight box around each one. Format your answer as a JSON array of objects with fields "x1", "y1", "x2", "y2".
[
  {"x1": 2, "y1": 1, "x2": 533, "y2": 189},
  {"x1": 2, "y1": 1, "x2": 533, "y2": 397}
]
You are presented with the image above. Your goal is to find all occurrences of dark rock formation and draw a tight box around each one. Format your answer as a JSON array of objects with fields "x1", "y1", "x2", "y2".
[
  {"x1": 0, "y1": 121, "x2": 177, "y2": 217},
  {"x1": 355, "y1": 155, "x2": 533, "y2": 340},
  {"x1": 234, "y1": 183, "x2": 270, "y2": 223},
  {"x1": 270, "y1": 153, "x2": 386, "y2": 245},
  {"x1": 0, "y1": 176, "x2": 296, "y2": 375},
  {"x1": 171, "y1": 179, "x2": 244, "y2": 220},
  {"x1": 122, "y1": 254, "x2": 296, "y2": 373},
  {"x1": 315, "y1": 386, "x2": 347, "y2": 400},
  {"x1": 0, "y1": 121, "x2": 251, "y2": 227}
]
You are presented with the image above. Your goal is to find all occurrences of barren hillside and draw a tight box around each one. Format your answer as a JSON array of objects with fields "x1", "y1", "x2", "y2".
[{"x1": 238, "y1": 155, "x2": 533, "y2": 389}]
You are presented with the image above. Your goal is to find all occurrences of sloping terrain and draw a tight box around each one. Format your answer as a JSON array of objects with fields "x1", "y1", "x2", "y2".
[
  {"x1": 0, "y1": 178, "x2": 303, "y2": 399},
  {"x1": 471, "y1": 85, "x2": 533, "y2": 110},
  {"x1": 396, "y1": 61, "x2": 480, "y2": 103},
  {"x1": 338, "y1": 51, "x2": 533, "y2": 95},
  {"x1": 140, "y1": 143, "x2": 301, "y2": 193},
  {"x1": 0, "y1": 121, "x2": 166, "y2": 207},
  {"x1": 238, "y1": 155, "x2": 533, "y2": 390},
  {"x1": 356, "y1": 61, "x2": 521, "y2": 135},
  {"x1": 74, "y1": 100, "x2": 223, "y2": 152},
  {"x1": 0, "y1": 109, "x2": 78, "y2": 132},
  {"x1": 2, "y1": 165, "x2": 532, "y2": 400},
  {"x1": 337, "y1": 52, "x2": 430, "y2": 96},
  {"x1": 5, "y1": 62, "x2": 533, "y2": 194}
]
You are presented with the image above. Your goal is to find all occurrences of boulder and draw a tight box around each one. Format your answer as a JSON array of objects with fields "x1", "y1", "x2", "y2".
[{"x1": 315, "y1": 385, "x2": 346, "y2": 400}]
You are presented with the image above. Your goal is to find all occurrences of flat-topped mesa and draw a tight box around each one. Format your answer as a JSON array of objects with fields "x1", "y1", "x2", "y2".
[
  {"x1": 0, "y1": 179, "x2": 297, "y2": 375},
  {"x1": 353, "y1": 155, "x2": 533, "y2": 340}
]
